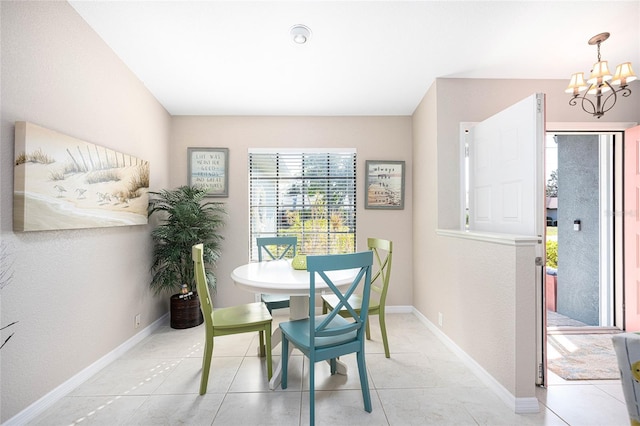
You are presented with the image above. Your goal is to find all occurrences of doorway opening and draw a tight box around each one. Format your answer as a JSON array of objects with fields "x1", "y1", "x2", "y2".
[
  {"x1": 543, "y1": 130, "x2": 624, "y2": 384},
  {"x1": 545, "y1": 132, "x2": 621, "y2": 331}
]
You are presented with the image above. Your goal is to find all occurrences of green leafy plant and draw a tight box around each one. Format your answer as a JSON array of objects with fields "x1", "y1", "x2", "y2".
[
  {"x1": 546, "y1": 239, "x2": 558, "y2": 269},
  {"x1": 148, "y1": 185, "x2": 226, "y2": 295}
]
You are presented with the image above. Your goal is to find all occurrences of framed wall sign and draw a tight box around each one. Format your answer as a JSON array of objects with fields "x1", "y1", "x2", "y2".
[
  {"x1": 365, "y1": 160, "x2": 405, "y2": 209},
  {"x1": 187, "y1": 147, "x2": 229, "y2": 197}
]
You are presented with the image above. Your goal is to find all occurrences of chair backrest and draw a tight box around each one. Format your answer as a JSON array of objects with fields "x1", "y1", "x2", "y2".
[
  {"x1": 192, "y1": 244, "x2": 214, "y2": 330},
  {"x1": 257, "y1": 236, "x2": 297, "y2": 261},
  {"x1": 368, "y1": 238, "x2": 393, "y2": 305},
  {"x1": 307, "y1": 251, "x2": 373, "y2": 341}
]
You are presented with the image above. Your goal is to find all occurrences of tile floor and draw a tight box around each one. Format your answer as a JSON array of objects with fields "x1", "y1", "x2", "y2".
[{"x1": 29, "y1": 313, "x2": 629, "y2": 425}]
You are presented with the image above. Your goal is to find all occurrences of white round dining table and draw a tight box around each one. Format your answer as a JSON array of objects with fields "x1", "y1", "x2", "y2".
[
  {"x1": 231, "y1": 259, "x2": 358, "y2": 295},
  {"x1": 231, "y1": 259, "x2": 358, "y2": 390}
]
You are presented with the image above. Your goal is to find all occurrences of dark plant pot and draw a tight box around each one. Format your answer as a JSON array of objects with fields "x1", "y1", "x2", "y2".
[{"x1": 170, "y1": 292, "x2": 204, "y2": 329}]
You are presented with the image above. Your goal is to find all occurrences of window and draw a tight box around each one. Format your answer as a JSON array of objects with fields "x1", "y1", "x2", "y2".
[{"x1": 249, "y1": 149, "x2": 356, "y2": 261}]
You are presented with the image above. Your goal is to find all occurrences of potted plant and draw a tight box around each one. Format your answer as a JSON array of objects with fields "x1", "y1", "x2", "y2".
[{"x1": 148, "y1": 185, "x2": 226, "y2": 329}]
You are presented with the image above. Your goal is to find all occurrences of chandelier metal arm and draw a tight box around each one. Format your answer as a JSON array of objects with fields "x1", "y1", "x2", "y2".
[
  {"x1": 569, "y1": 92, "x2": 596, "y2": 116},
  {"x1": 594, "y1": 81, "x2": 618, "y2": 118},
  {"x1": 568, "y1": 81, "x2": 633, "y2": 119}
]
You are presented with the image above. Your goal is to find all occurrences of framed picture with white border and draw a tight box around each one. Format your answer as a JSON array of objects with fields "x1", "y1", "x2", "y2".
[
  {"x1": 187, "y1": 147, "x2": 229, "y2": 197},
  {"x1": 364, "y1": 160, "x2": 405, "y2": 209}
]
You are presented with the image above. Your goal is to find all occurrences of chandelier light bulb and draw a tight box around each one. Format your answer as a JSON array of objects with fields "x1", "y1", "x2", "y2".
[
  {"x1": 587, "y1": 61, "x2": 612, "y2": 85},
  {"x1": 565, "y1": 72, "x2": 587, "y2": 95},
  {"x1": 612, "y1": 62, "x2": 637, "y2": 86}
]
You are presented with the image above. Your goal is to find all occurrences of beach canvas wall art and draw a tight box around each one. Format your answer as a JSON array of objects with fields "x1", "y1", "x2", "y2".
[{"x1": 13, "y1": 122, "x2": 150, "y2": 232}]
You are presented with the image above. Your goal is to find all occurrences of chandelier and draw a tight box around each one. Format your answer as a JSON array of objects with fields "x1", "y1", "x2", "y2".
[{"x1": 565, "y1": 32, "x2": 636, "y2": 118}]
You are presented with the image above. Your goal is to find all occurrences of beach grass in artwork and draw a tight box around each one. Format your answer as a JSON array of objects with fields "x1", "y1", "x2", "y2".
[{"x1": 13, "y1": 121, "x2": 150, "y2": 232}]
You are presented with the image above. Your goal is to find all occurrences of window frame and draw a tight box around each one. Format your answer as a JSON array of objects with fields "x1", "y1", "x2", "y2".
[{"x1": 248, "y1": 148, "x2": 357, "y2": 261}]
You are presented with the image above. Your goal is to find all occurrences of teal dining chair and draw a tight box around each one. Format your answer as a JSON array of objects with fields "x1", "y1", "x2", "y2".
[
  {"x1": 192, "y1": 244, "x2": 273, "y2": 395},
  {"x1": 322, "y1": 238, "x2": 393, "y2": 357},
  {"x1": 280, "y1": 251, "x2": 373, "y2": 426},
  {"x1": 257, "y1": 236, "x2": 297, "y2": 313}
]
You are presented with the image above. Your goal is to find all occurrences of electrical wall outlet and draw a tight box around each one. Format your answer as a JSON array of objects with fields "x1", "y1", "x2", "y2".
[
  {"x1": 135, "y1": 314, "x2": 141, "y2": 329},
  {"x1": 438, "y1": 312, "x2": 443, "y2": 327}
]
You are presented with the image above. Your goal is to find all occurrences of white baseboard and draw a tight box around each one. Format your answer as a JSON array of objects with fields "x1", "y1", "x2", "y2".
[
  {"x1": 385, "y1": 305, "x2": 414, "y2": 314},
  {"x1": 3, "y1": 314, "x2": 169, "y2": 426},
  {"x1": 411, "y1": 308, "x2": 540, "y2": 414}
]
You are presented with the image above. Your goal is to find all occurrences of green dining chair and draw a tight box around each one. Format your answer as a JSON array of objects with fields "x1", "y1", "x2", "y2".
[
  {"x1": 257, "y1": 236, "x2": 297, "y2": 313},
  {"x1": 322, "y1": 238, "x2": 393, "y2": 357},
  {"x1": 280, "y1": 251, "x2": 374, "y2": 426},
  {"x1": 192, "y1": 244, "x2": 273, "y2": 395}
]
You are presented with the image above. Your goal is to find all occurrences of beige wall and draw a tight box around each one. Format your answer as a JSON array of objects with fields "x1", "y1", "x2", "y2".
[
  {"x1": 170, "y1": 116, "x2": 414, "y2": 309},
  {"x1": 412, "y1": 77, "x2": 639, "y2": 405},
  {"x1": 0, "y1": 2, "x2": 171, "y2": 421}
]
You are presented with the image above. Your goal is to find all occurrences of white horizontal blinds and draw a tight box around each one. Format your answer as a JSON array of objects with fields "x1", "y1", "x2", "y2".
[{"x1": 249, "y1": 150, "x2": 357, "y2": 261}]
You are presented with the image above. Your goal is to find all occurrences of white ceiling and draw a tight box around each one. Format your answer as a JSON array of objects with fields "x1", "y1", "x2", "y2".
[{"x1": 69, "y1": 1, "x2": 640, "y2": 116}]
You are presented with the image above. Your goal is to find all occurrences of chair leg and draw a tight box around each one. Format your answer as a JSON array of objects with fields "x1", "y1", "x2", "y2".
[
  {"x1": 200, "y1": 337, "x2": 213, "y2": 395},
  {"x1": 330, "y1": 358, "x2": 337, "y2": 375},
  {"x1": 265, "y1": 323, "x2": 273, "y2": 380},
  {"x1": 281, "y1": 336, "x2": 289, "y2": 389},
  {"x1": 365, "y1": 317, "x2": 371, "y2": 340},
  {"x1": 356, "y1": 348, "x2": 372, "y2": 413},
  {"x1": 309, "y1": 356, "x2": 315, "y2": 426},
  {"x1": 379, "y1": 312, "x2": 390, "y2": 358}
]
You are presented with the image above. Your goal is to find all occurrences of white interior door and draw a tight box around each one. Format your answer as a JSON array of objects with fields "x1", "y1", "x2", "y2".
[
  {"x1": 467, "y1": 93, "x2": 546, "y2": 385},
  {"x1": 468, "y1": 93, "x2": 545, "y2": 236}
]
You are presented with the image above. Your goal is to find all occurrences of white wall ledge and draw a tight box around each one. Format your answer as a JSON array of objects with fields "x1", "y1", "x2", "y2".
[{"x1": 436, "y1": 229, "x2": 541, "y2": 246}]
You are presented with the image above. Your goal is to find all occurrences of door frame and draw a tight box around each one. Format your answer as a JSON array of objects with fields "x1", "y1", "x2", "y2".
[{"x1": 624, "y1": 125, "x2": 640, "y2": 331}]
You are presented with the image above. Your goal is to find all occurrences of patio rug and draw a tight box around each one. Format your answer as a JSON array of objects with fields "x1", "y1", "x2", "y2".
[{"x1": 547, "y1": 333, "x2": 620, "y2": 380}]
